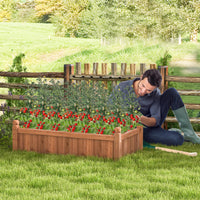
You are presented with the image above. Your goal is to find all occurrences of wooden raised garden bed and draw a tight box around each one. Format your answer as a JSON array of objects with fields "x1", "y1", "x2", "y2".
[{"x1": 12, "y1": 120, "x2": 143, "y2": 160}]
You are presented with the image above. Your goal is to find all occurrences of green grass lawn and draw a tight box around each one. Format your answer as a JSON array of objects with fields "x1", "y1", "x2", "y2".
[
  {"x1": 0, "y1": 142, "x2": 200, "y2": 200},
  {"x1": 1, "y1": 22, "x2": 200, "y2": 73}
]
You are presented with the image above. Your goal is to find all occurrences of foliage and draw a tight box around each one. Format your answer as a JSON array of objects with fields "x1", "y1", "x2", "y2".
[
  {"x1": 13, "y1": 0, "x2": 36, "y2": 23},
  {"x1": 0, "y1": 0, "x2": 16, "y2": 22},
  {"x1": 6, "y1": 53, "x2": 28, "y2": 108},
  {"x1": 1, "y1": 0, "x2": 200, "y2": 40},
  {"x1": 78, "y1": 0, "x2": 128, "y2": 39},
  {"x1": 0, "y1": 104, "x2": 12, "y2": 149},
  {"x1": 17, "y1": 79, "x2": 141, "y2": 134},
  {"x1": 35, "y1": 0, "x2": 62, "y2": 23},
  {"x1": 51, "y1": 0, "x2": 89, "y2": 37},
  {"x1": 0, "y1": 53, "x2": 29, "y2": 148},
  {"x1": 156, "y1": 50, "x2": 172, "y2": 66}
]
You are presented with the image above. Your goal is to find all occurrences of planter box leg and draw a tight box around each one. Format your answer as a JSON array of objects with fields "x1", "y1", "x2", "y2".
[
  {"x1": 114, "y1": 127, "x2": 122, "y2": 160},
  {"x1": 12, "y1": 120, "x2": 19, "y2": 150}
]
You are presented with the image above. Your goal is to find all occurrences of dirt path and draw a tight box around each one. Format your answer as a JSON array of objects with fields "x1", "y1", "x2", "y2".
[
  {"x1": 39, "y1": 49, "x2": 67, "y2": 62},
  {"x1": 170, "y1": 54, "x2": 200, "y2": 74}
]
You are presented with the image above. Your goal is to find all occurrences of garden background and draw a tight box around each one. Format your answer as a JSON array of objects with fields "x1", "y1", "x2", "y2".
[{"x1": 0, "y1": 0, "x2": 200, "y2": 199}]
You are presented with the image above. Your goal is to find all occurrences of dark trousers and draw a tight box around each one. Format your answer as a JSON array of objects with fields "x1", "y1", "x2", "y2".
[{"x1": 143, "y1": 88, "x2": 184, "y2": 146}]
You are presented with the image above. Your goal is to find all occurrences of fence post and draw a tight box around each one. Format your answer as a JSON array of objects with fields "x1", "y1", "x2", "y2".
[
  {"x1": 84, "y1": 63, "x2": 90, "y2": 75},
  {"x1": 84, "y1": 63, "x2": 90, "y2": 84},
  {"x1": 102, "y1": 63, "x2": 108, "y2": 88},
  {"x1": 158, "y1": 66, "x2": 168, "y2": 94},
  {"x1": 64, "y1": 64, "x2": 74, "y2": 87},
  {"x1": 130, "y1": 64, "x2": 136, "y2": 75},
  {"x1": 93, "y1": 63, "x2": 98, "y2": 87},
  {"x1": 111, "y1": 63, "x2": 117, "y2": 88},
  {"x1": 150, "y1": 64, "x2": 156, "y2": 69},
  {"x1": 76, "y1": 62, "x2": 81, "y2": 84},
  {"x1": 64, "y1": 64, "x2": 74, "y2": 99},
  {"x1": 121, "y1": 63, "x2": 127, "y2": 76},
  {"x1": 158, "y1": 66, "x2": 168, "y2": 129},
  {"x1": 140, "y1": 63, "x2": 146, "y2": 74},
  {"x1": 93, "y1": 62, "x2": 98, "y2": 75}
]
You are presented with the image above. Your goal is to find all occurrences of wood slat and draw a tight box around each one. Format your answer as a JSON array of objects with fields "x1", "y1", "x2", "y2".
[
  {"x1": 166, "y1": 117, "x2": 200, "y2": 124},
  {"x1": 185, "y1": 104, "x2": 200, "y2": 110},
  {"x1": 0, "y1": 82, "x2": 30, "y2": 89},
  {"x1": 130, "y1": 64, "x2": 136, "y2": 75},
  {"x1": 166, "y1": 76, "x2": 200, "y2": 83},
  {"x1": 111, "y1": 63, "x2": 118, "y2": 88},
  {"x1": 102, "y1": 63, "x2": 108, "y2": 88},
  {"x1": 121, "y1": 128, "x2": 140, "y2": 140},
  {"x1": 70, "y1": 74, "x2": 139, "y2": 81},
  {"x1": 0, "y1": 71, "x2": 64, "y2": 78},
  {"x1": 0, "y1": 94, "x2": 27, "y2": 100},
  {"x1": 178, "y1": 90, "x2": 200, "y2": 96},
  {"x1": 18, "y1": 127, "x2": 114, "y2": 141}
]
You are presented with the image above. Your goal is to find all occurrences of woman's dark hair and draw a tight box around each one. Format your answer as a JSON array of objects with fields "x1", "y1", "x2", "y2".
[{"x1": 142, "y1": 69, "x2": 162, "y2": 87}]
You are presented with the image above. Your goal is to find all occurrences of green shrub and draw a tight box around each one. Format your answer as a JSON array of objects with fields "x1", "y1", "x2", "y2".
[
  {"x1": 6, "y1": 53, "x2": 28, "y2": 108},
  {"x1": 156, "y1": 50, "x2": 172, "y2": 66},
  {"x1": 0, "y1": 105, "x2": 12, "y2": 149}
]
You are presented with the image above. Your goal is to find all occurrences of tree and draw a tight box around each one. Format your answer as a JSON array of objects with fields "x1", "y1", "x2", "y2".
[
  {"x1": 184, "y1": 0, "x2": 200, "y2": 42},
  {"x1": 35, "y1": 0, "x2": 63, "y2": 22},
  {"x1": 78, "y1": 0, "x2": 133, "y2": 39},
  {"x1": 167, "y1": 0, "x2": 200, "y2": 42},
  {"x1": 51, "y1": 0, "x2": 89, "y2": 37},
  {"x1": 0, "y1": 0, "x2": 16, "y2": 21}
]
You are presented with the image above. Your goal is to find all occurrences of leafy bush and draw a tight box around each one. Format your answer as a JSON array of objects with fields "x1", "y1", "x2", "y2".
[
  {"x1": 0, "y1": 104, "x2": 12, "y2": 149},
  {"x1": 156, "y1": 50, "x2": 172, "y2": 66},
  {"x1": 6, "y1": 53, "x2": 28, "y2": 108}
]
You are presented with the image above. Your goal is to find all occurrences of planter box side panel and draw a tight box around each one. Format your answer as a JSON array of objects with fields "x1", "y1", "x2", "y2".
[
  {"x1": 121, "y1": 126, "x2": 143, "y2": 156},
  {"x1": 15, "y1": 130, "x2": 115, "y2": 159},
  {"x1": 63, "y1": 137, "x2": 114, "y2": 159}
]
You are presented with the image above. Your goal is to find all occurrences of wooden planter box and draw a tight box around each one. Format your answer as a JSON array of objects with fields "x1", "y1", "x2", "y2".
[{"x1": 12, "y1": 120, "x2": 143, "y2": 160}]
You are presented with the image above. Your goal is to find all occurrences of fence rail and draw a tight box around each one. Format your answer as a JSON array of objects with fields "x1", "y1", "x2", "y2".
[
  {"x1": 0, "y1": 72, "x2": 64, "y2": 78},
  {"x1": 166, "y1": 76, "x2": 200, "y2": 83},
  {"x1": 0, "y1": 62, "x2": 199, "y2": 135}
]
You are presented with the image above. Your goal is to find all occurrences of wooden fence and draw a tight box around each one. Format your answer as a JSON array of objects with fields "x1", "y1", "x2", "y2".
[{"x1": 0, "y1": 63, "x2": 200, "y2": 135}]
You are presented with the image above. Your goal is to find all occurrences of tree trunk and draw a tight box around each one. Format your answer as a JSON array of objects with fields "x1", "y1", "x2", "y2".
[
  {"x1": 178, "y1": 34, "x2": 181, "y2": 45},
  {"x1": 190, "y1": 29, "x2": 198, "y2": 42}
]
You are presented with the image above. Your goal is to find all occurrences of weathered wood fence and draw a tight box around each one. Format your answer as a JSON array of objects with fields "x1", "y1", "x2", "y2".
[{"x1": 0, "y1": 63, "x2": 200, "y2": 135}]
